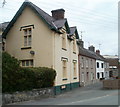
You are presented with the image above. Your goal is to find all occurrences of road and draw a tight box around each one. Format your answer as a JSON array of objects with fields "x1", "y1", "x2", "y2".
[{"x1": 9, "y1": 82, "x2": 119, "y2": 105}]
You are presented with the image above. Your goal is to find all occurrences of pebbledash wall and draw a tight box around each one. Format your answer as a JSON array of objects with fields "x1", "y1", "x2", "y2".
[{"x1": 2, "y1": 88, "x2": 54, "y2": 105}]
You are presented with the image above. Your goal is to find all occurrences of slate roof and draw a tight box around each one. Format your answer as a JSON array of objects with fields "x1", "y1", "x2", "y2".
[
  {"x1": 2, "y1": 1, "x2": 79, "y2": 39},
  {"x1": 79, "y1": 46, "x2": 106, "y2": 61},
  {"x1": 0, "y1": 22, "x2": 9, "y2": 31},
  {"x1": 53, "y1": 19, "x2": 67, "y2": 29},
  {"x1": 79, "y1": 47, "x2": 97, "y2": 59},
  {"x1": 69, "y1": 27, "x2": 79, "y2": 39}
]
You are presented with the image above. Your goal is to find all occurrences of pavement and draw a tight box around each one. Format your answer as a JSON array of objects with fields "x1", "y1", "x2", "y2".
[{"x1": 8, "y1": 81, "x2": 119, "y2": 105}]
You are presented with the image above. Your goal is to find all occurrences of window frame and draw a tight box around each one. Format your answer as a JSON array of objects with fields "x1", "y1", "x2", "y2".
[
  {"x1": 62, "y1": 58, "x2": 68, "y2": 80},
  {"x1": 23, "y1": 28, "x2": 32, "y2": 47},
  {"x1": 21, "y1": 59, "x2": 34, "y2": 67},
  {"x1": 97, "y1": 62, "x2": 99, "y2": 68},
  {"x1": 73, "y1": 60, "x2": 77, "y2": 79},
  {"x1": 62, "y1": 34, "x2": 67, "y2": 50}
]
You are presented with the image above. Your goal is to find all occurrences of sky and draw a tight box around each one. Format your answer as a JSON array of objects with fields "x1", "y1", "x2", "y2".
[{"x1": 0, "y1": 0, "x2": 119, "y2": 55}]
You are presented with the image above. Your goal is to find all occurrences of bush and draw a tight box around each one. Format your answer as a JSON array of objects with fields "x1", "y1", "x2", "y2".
[{"x1": 2, "y1": 52, "x2": 56, "y2": 93}]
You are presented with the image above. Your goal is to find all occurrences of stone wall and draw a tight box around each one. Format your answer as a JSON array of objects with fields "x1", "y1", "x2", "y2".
[
  {"x1": 2, "y1": 87, "x2": 54, "y2": 105},
  {"x1": 103, "y1": 79, "x2": 120, "y2": 89}
]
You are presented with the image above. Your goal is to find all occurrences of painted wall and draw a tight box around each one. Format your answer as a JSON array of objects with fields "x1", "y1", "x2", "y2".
[
  {"x1": 5, "y1": 7, "x2": 53, "y2": 68},
  {"x1": 53, "y1": 31, "x2": 79, "y2": 86},
  {"x1": 5, "y1": 6, "x2": 79, "y2": 89},
  {"x1": 96, "y1": 60, "x2": 105, "y2": 79}
]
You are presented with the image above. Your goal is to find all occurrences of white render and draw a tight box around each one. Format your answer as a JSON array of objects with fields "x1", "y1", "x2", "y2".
[{"x1": 96, "y1": 60, "x2": 105, "y2": 79}]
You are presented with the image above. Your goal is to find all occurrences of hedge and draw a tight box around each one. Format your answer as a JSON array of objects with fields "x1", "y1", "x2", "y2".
[{"x1": 2, "y1": 52, "x2": 56, "y2": 93}]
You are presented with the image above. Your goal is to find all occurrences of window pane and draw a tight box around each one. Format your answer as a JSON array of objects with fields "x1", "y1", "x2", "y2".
[
  {"x1": 28, "y1": 36, "x2": 32, "y2": 46},
  {"x1": 30, "y1": 60, "x2": 33, "y2": 66},
  {"x1": 24, "y1": 36, "x2": 27, "y2": 46},
  {"x1": 62, "y1": 34, "x2": 66, "y2": 49},
  {"x1": 28, "y1": 29, "x2": 32, "y2": 35},
  {"x1": 26, "y1": 60, "x2": 29, "y2": 66},
  {"x1": 97, "y1": 62, "x2": 99, "y2": 68},
  {"x1": 24, "y1": 30, "x2": 27, "y2": 36},
  {"x1": 22, "y1": 61, "x2": 25, "y2": 66},
  {"x1": 101, "y1": 63, "x2": 104, "y2": 68}
]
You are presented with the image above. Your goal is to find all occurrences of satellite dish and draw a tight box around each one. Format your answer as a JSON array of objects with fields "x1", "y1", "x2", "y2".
[{"x1": 30, "y1": 51, "x2": 35, "y2": 55}]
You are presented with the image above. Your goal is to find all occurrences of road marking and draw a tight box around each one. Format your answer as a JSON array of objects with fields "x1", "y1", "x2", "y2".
[{"x1": 57, "y1": 94, "x2": 116, "y2": 105}]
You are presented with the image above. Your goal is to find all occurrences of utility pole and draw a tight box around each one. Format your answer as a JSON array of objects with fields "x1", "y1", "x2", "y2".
[{"x1": 2, "y1": 0, "x2": 6, "y2": 7}]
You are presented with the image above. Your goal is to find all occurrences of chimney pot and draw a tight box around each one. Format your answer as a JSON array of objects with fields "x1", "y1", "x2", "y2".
[{"x1": 96, "y1": 50, "x2": 100, "y2": 55}]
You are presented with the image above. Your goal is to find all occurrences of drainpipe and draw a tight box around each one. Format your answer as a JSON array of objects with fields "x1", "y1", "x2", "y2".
[
  {"x1": 69, "y1": 40, "x2": 72, "y2": 90},
  {"x1": 78, "y1": 54, "x2": 81, "y2": 87}
]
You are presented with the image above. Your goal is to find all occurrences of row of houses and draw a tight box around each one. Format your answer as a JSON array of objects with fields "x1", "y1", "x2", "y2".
[{"x1": 0, "y1": 0, "x2": 118, "y2": 94}]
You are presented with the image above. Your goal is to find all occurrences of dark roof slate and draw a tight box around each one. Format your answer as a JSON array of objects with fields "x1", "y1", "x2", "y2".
[
  {"x1": 0, "y1": 22, "x2": 9, "y2": 31},
  {"x1": 79, "y1": 47, "x2": 106, "y2": 61},
  {"x1": 53, "y1": 19, "x2": 67, "y2": 29},
  {"x1": 79, "y1": 47, "x2": 96, "y2": 59},
  {"x1": 69, "y1": 27, "x2": 79, "y2": 39}
]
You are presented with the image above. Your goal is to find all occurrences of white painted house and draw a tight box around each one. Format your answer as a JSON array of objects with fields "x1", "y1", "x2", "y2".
[{"x1": 96, "y1": 60, "x2": 105, "y2": 79}]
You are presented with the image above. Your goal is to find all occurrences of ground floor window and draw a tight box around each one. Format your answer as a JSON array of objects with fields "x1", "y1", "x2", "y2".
[
  {"x1": 21, "y1": 59, "x2": 33, "y2": 67},
  {"x1": 73, "y1": 60, "x2": 77, "y2": 78},
  {"x1": 62, "y1": 59, "x2": 67, "y2": 79},
  {"x1": 97, "y1": 73, "x2": 100, "y2": 79},
  {"x1": 102, "y1": 72, "x2": 104, "y2": 78},
  {"x1": 91, "y1": 72, "x2": 93, "y2": 80},
  {"x1": 81, "y1": 72, "x2": 84, "y2": 82}
]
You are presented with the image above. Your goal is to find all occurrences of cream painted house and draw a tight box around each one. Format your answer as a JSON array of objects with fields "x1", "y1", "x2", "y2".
[{"x1": 2, "y1": 1, "x2": 80, "y2": 94}]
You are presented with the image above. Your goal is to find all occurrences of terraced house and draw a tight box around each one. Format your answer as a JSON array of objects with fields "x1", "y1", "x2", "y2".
[
  {"x1": 2, "y1": 1, "x2": 80, "y2": 94},
  {"x1": 78, "y1": 40, "x2": 97, "y2": 86}
]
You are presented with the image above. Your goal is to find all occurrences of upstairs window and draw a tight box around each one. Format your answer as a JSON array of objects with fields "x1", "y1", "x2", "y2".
[
  {"x1": 91, "y1": 59, "x2": 93, "y2": 69},
  {"x1": 23, "y1": 28, "x2": 32, "y2": 47},
  {"x1": 73, "y1": 38, "x2": 76, "y2": 53},
  {"x1": 62, "y1": 34, "x2": 66, "y2": 50},
  {"x1": 81, "y1": 57, "x2": 84, "y2": 68},
  {"x1": 101, "y1": 63, "x2": 104, "y2": 68},
  {"x1": 97, "y1": 62, "x2": 99, "y2": 68},
  {"x1": 86, "y1": 59, "x2": 88, "y2": 68}
]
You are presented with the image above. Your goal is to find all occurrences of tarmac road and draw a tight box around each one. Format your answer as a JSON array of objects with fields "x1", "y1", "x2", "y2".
[{"x1": 8, "y1": 82, "x2": 119, "y2": 105}]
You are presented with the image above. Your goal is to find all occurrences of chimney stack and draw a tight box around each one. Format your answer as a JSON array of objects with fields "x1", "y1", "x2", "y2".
[
  {"x1": 51, "y1": 9, "x2": 65, "y2": 20},
  {"x1": 77, "y1": 39, "x2": 84, "y2": 48},
  {"x1": 88, "y1": 45, "x2": 95, "y2": 52},
  {"x1": 96, "y1": 50, "x2": 100, "y2": 55}
]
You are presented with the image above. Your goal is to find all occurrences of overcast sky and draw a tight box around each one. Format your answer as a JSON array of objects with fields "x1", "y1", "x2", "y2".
[{"x1": 0, "y1": 0, "x2": 118, "y2": 55}]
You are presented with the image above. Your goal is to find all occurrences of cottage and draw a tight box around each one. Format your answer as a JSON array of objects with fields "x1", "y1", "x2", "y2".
[{"x1": 2, "y1": 1, "x2": 80, "y2": 94}]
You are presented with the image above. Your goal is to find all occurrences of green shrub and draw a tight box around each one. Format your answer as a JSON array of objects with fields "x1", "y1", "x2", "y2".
[{"x1": 2, "y1": 52, "x2": 56, "y2": 93}]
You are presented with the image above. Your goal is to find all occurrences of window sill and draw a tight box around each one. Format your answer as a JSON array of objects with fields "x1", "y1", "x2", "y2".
[
  {"x1": 73, "y1": 52, "x2": 76, "y2": 54},
  {"x1": 21, "y1": 46, "x2": 31, "y2": 50},
  {"x1": 21, "y1": 66, "x2": 33, "y2": 68},
  {"x1": 62, "y1": 48, "x2": 67, "y2": 51},
  {"x1": 62, "y1": 78, "x2": 67, "y2": 81},
  {"x1": 73, "y1": 77, "x2": 77, "y2": 79}
]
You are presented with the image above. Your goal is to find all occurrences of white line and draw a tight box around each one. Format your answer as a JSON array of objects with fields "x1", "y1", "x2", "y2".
[{"x1": 57, "y1": 94, "x2": 110, "y2": 105}]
